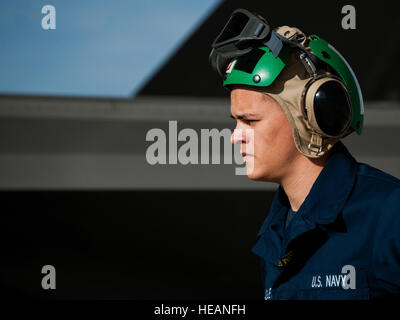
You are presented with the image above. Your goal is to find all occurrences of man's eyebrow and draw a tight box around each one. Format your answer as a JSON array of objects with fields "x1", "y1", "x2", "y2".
[{"x1": 230, "y1": 113, "x2": 258, "y2": 120}]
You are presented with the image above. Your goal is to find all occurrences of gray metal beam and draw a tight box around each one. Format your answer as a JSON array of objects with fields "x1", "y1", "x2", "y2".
[{"x1": 0, "y1": 95, "x2": 399, "y2": 189}]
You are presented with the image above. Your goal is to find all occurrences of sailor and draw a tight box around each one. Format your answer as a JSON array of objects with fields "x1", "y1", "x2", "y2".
[{"x1": 209, "y1": 8, "x2": 400, "y2": 299}]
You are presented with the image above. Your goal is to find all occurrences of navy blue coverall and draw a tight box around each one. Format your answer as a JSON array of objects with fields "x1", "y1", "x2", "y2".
[{"x1": 252, "y1": 141, "x2": 400, "y2": 299}]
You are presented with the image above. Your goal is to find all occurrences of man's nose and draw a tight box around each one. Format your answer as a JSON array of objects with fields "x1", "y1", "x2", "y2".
[{"x1": 231, "y1": 124, "x2": 247, "y2": 145}]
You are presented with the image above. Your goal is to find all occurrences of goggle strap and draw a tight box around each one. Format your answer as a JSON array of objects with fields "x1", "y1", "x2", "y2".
[{"x1": 262, "y1": 31, "x2": 284, "y2": 58}]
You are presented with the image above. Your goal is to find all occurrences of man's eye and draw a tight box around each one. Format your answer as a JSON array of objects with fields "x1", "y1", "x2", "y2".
[{"x1": 245, "y1": 120, "x2": 257, "y2": 124}]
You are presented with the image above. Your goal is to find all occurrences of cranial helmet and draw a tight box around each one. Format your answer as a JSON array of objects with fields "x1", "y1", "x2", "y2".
[{"x1": 209, "y1": 9, "x2": 364, "y2": 158}]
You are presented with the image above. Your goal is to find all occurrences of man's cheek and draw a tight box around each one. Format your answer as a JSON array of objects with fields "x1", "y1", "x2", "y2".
[
  {"x1": 255, "y1": 133, "x2": 274, "y2": 152},
  {"x1": 247, "y1": 137, "x2": 255, "y2": 155}
]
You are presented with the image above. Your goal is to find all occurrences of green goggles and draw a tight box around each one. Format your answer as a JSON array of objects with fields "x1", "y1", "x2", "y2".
[{"x1": 209, "y1": 8, "x2": 272, "y2": 77}]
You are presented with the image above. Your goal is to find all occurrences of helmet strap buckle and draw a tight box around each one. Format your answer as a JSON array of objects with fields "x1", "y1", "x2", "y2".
[{"x1": 307, "y1": 132, "x2": 323, "y2": 155}]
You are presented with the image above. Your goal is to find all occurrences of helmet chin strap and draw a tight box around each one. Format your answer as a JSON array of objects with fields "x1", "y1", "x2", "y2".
[
  {"x1": 296, "y1": 51, "x2": 325, "y2": 156},
  {"x1": 277, "y1": 33, "x2": 326, "y2": 157}
]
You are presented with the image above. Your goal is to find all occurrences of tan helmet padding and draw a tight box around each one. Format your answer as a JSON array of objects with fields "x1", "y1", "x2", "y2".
[{"x1": 259, "y1": 26, "x2": 342, "y2": 158}]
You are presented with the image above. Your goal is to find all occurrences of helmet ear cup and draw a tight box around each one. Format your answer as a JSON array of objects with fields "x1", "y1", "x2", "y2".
[{"x1": 303, "y1": 77, "x2": 352, "y2": 137}]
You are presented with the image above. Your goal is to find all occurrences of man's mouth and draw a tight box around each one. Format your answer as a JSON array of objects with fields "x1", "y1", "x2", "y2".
[
  {"x1": 241, "y1": 151, "x2": 253, "y2": 156},
  {"x1": 241, "y1": 153, "x2": 253, "y2": 163}
]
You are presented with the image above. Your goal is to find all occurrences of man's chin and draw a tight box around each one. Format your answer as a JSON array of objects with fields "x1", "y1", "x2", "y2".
[
  {"x1": 245, "y1": 167, "x2": 276, "y2": 182},
  {"x1": 246, "y1": 168, "x2": 263, "y2": 181}
]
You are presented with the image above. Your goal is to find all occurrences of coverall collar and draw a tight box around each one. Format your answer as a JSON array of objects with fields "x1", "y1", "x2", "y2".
[
  {"x1": 280, "y1": 141, "x2": 355, "y2": 222},
  {"x1": 255, "y1": 141, "x2": 358, "y2": 264},
  {"x1": 297, "y1": 140, "x2": 358, "y2": 225}
]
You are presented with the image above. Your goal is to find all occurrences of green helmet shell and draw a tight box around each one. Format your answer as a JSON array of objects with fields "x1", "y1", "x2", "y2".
[
  {"x1": 223, "y1": 45, "x2": 291, "y2": 88},
  {"x1": 222, "y1": 35, "x2": 364, "y2": 135}
]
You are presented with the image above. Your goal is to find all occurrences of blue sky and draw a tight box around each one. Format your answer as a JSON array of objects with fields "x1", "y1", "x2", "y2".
[{"x1": 0, "y1": 0, "x2": 220, "y2": 97}]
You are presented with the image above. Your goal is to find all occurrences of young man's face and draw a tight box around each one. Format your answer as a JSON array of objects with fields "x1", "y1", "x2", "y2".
[{"x1": 230, "y1": 86, "x2": 300, "y2": 182}]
